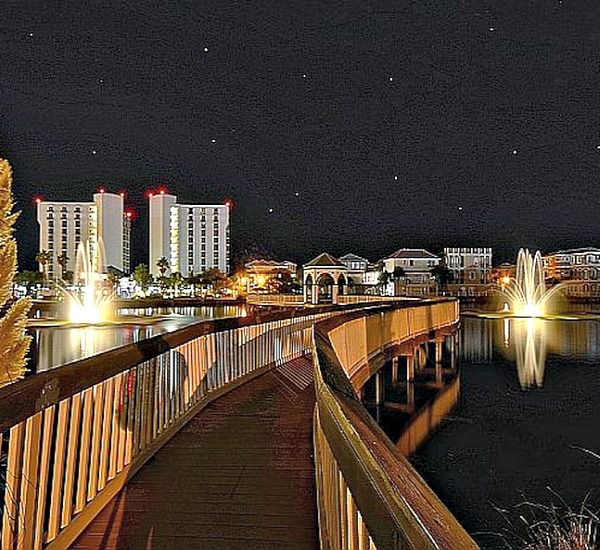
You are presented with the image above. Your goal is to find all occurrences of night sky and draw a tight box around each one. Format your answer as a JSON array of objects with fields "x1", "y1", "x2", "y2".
[{"x1": 3, "y1": 1, "x2": 600, "y2": 271}]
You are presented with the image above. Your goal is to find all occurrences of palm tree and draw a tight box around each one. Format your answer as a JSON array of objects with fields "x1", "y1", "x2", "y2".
[
  {"x1": 57, "y1": 252, "x2": 69, "y2": 281},
  {"x1": 35, "y1": 250, "x2": 51, "y2": 283},
  {"x1": 392, "y1": 266, "x2": 406, "y2": 296},
  {"x1": 132, "y1": 263, "x2": 152, "y2": 292},
  {"x1": 378, "y1": 271, "x2": 391, "y2": 295},
  {"x1": 157, "y1": 257, "x2": 170, "y2": 278},
  {"x1": 431, "y1": 265, "x2": 453, "y2": 295}
]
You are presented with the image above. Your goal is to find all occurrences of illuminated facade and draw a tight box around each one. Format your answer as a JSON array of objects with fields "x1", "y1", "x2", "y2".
[
  {"x1": 443, "y1": 247, "x2": 492, "y2": 284},
  {"x1": 383, "y1": 248, "x2": 440, "y2": 295},
  {"x1": 149, "y1": 193, "x2": 230, "y2": 277},
  {"x1": 543, "y1": 247, "x2": 600, "y2": 298},
  {"x1": 244, "y1": 259, "x2": 297, "y2": 290},
  {"x1": 338, "y1": 253, "x2": 370, "y2": 284},
  {"x1": 37, "y1": 191, "x2": 131, "y2": 278}
]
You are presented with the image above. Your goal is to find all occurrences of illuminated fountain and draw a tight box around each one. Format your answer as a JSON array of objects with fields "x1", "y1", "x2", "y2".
[
  {"x1": 64, "y1": 239, "x2": 113, "y2": 324},
  {"x1": 501, "y1": 248, "x2": 562, "y2": 318}
]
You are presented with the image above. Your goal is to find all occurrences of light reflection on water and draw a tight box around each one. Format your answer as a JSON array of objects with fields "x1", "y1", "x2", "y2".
[
  {"x1": 461, "y1": 316, "x2": 600, "y2": 389},
  {"x1": 414, "y1": 315, "x2": 600, "y2": 549},
  {"x1": 28, "y1": 306, "x2": 247, "y2": 373}
]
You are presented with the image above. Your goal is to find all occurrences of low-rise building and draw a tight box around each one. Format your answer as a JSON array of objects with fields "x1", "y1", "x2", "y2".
[
  {"x1": 244, "y1": 259, "x2": 297, "y2": 292},
  {"x1": 443, "y1": 247, "x2": 492, "y2": 284},
  {"x1": 383, "y1": 248, "x2": 440, "y2": 296},
  {"x1": 338, "y1": 253, "x2": 370, "y2": 285},
  {"x1": 491, "y1": 262, "x2": 516, "y2": 285},
  {"x1": 543, "y1": 248, "x2": 600, "y2": 298}
]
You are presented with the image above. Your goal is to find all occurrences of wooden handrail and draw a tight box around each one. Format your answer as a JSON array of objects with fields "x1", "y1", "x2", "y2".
[
  {"x1": 312, "y1": 299, "x2": 479, "y2": 549},
  {"x1": 0, "y1": 302, "x2": 374, "y2": 550},
  {"x1": 0, "y1": 303, "x2": 364, "y2": 434}
]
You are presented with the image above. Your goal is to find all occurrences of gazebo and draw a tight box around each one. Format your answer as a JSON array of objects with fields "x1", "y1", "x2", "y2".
[{"x1": 302, "y1": 253, "x2": 348, "y2": 304}]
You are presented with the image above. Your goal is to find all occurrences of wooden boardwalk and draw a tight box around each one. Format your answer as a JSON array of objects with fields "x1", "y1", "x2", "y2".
[{"x1": 73, "y1": 356, "x2": 319, "y2": 550}]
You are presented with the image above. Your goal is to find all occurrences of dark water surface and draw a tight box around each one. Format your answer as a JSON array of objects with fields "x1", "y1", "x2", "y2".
[
  {"x1": 412, "y1": 316, "x2": 600, "y2": 549},
  {"x1": 28, "y1": 305, "x2": 247, "y2": 372}
]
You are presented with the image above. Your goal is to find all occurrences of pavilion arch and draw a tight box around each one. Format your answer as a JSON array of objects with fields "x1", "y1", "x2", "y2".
[
  {"x1": 302, "y1": 253, "x2": 349, "y2": 305},
  {"x1": 337, "y1": 274, "x2": 346, "y2": 295}
]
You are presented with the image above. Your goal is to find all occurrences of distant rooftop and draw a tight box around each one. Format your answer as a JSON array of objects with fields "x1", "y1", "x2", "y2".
[
  {"x1": 339, "y1": 253, "x2": 369, "y2": 263},
  {"x1": 303, "y1": 253, "x2": 346, "y2": 268},
  {"x1": 546, "y1": 247, "x2": 600, "y2": 256},
  {"x1": 386, "y1": 248, "x2": 440, "y2": 260}
]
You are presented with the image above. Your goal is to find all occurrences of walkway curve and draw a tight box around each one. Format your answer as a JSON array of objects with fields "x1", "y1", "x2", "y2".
[{"x1": 73, "y1": 355, "x2": 319, "y2": 550}]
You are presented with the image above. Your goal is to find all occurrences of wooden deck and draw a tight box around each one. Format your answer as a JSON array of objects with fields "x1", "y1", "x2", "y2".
[{"x1": 73, "y1": 356, "x2": 319, "y2": 550}]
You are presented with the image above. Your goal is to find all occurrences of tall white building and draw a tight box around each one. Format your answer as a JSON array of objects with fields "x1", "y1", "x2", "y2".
[
  {"x1": 443, "y1": 247, "x2": 492, "y2": 284},
  {"x1": 37, "y1": 191, "x2": 131, "y2": 279},
  {"x1": 149, "y1": 193, "x2": 230, "y2": 277}
]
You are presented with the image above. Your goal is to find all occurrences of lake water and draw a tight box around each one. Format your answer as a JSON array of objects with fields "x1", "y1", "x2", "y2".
[
  {"x1": 28, "y1": 305, "x2": 248, "y2": 372},
  {"x1": 411, "y1": 316, "x2": 600, "y2": 549}
]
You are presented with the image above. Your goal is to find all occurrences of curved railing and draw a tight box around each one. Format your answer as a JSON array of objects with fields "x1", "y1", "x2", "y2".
[
  {"x1": 0, "y1": 305, "x2": 353, "y2": 550},
  {"x1": 313, "y1": 300, "x2": 479, "y2": 549}
]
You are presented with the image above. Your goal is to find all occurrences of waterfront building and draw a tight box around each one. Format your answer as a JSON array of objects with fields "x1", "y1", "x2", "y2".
[
  {"x1": 244, "y1": 259, "x2": 297, "y2": 291},
  {"x1": 491, "y1": 262, "x2": 516, "y2": 285},
  {"x1": 443, "y1": 247, "x2": 492, "y2": 284},
  {"x1": 149, "y1": 192, "x2": 230, "y2": 277},
  {"x1": 338, "y1": 253, "x2": 370, "y2": 285},
  {"x1": 383, "y1": 248, "x2": 440, "y2": 296},
  {"x1": 36, "y1": 191, "x2": 131, "y2": 278},
  {"x1": 543, "y1": 247, "x2": 600, "y2": 298}
]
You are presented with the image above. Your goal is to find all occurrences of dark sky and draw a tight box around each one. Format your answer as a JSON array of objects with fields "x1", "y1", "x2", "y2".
[{"x1": 2, "y1": 1, "x2": 600, "y2": 270}]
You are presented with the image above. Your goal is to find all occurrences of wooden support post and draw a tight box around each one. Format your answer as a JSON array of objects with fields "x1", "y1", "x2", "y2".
[
  {"x1": 406, "y1": 354, "x2": 414, "y2": 383},
  {"x1": 435, "y1": 338, "x2": 443, "y2": 365},
  {"x1": 374, "y1": 370, "x2": 384, "y2": 406},
  {"x1": 406, "y1": 380, "x2": 414, "y2": 406}
]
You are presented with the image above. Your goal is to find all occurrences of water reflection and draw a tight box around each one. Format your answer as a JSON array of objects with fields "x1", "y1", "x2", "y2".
[
  {"x1": 413, "y1": 316, "x2": 600, "y2": 549},
  {"x1": 28, "y1": 306, "x2": 247, "y2": 372},
  {"x1": 462, "y1": 316, "x2": 600, "y2": 390},
  {"x1": 511, "y1": 319, "x2": 546, "y2": 389}
]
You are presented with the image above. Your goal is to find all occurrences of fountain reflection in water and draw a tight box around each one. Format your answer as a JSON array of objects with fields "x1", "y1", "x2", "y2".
[
  {"x1": 64, "y1": 238, "x2": 113, "y2": 324},
  {"x1": 501, "y1": 248, "x2": 562, "y2": 318},
  {"x1": 504, "y1": 318, "x2": 547, "y2": 389}
]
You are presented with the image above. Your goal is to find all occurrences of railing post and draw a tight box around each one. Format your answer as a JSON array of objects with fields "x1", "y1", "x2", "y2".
[
  {"x1": 391, "y1": 356, "x2": 398, "y2": 384},
  {"x1": 375, "y1": 370, "x2": 384, "y2": 406}
]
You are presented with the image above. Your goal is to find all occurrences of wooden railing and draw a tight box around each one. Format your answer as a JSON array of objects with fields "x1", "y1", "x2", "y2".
[
  {"x1": 246, "y1": 293, "x2": 413, "y2": 307},
  {"x1": 245, "y1": 293, "x2": 304, "y2": 306},
  {"x1": 0, "y1": 305, "x2": 353, "y2": 550},
  {"x1": 313, "y1": 300, "x2": 479, "y2": 549},
  {"x1": 337, "y1": 295, "x2": 415, "y2": 305}
]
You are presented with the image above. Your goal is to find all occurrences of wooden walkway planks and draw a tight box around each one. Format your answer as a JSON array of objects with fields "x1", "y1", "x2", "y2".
[{"x1": 72, "y1": 355, "x2": 319, "y2": 549}]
